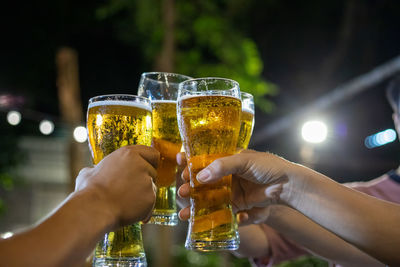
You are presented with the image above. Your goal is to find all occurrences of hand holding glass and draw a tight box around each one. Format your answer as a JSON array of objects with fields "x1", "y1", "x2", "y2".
[
  {"x1": 138, "y1": 72, "x2": 192, "y2": 226},
  {"x1": 177, "y1": 78, "x2": 241, "y2": 251},
  {"x1": 87, "y1": 94, "x2": 152, "y2": 267}
]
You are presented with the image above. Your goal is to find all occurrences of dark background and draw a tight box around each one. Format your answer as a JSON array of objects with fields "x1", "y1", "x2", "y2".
[
  {"x1": 1, "y1": 0, "x2": 399, "y2": 182},
  {"x1": 250, "y1": 0, "x2": 400, "y2": 181}
]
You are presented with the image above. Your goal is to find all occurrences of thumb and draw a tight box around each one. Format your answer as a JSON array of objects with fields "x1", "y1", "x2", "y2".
[
  {"x1": 196, "y1": 153, "x2": 253, "y2": 183},
  {"x1": 196, "y1": 151, "x2": 291, "y2": 186}
]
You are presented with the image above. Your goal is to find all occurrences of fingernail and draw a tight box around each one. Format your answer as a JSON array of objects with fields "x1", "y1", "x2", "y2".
[
  {"x1": 177, "y1": 187, "x2": 184, "y2": 198},
  {"x1": 178, "y1": 210, "x2": 184, "y2": 221},
  {"x1": 197, "y1": 169, "x2": 211, "y2": 182},
  {"x1": 176, "y1": 154, "x2": 182, "y2": 165}
]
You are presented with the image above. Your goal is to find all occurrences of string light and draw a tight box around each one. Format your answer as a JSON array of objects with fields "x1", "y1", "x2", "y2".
[
  {"x1": 73, "y1": 126, "x2": 87, "y2": 143},
  {"x1": 39, "y1": 120, "x2": 55, "y2": 135},
  {"x1": 2, "y1": 97, "x2": 87, "y2": 143},
  {"x1": 6, "y1": 110, "x2": 21, "y2": 126}
]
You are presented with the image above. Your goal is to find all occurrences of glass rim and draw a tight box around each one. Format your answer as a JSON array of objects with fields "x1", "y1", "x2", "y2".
[
  {"x1": 241, "y1": 91, "x2": 254, "y2": 98},
  {"x1": 88, "y1": 94, "x2": 150, "y2": 104},
  {"x1": 178, "y1": 77, "x2": 240, "y2": 99},
  {"x1": 141, "y1": 72, "x2": 193, "y2": 82},
  {"x1": 180, "y1": 77, "x2": 239, "y2": 87}
]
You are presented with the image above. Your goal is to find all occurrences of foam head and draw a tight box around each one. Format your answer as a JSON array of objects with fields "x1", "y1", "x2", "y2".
[{"x1": 88, "y1": 99, "x2": 151, "y2": 111}]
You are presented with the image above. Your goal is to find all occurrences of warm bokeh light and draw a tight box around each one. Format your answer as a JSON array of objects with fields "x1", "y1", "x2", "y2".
[
  {"x1": 301, "y1": 120, "x2": 328, "y2": 143},
  {"x1": 6, "y1": 110, "x2": 21, "y2": 126},
  {"x1": 39, "y1": 120, "x2": 54, "y2": 135},
  {"x1": 73, "y1": 126, "x2": 87, "y2": 143}
]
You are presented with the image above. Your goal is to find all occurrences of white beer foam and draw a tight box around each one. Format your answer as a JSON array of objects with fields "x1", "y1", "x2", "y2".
[
  {"x1": 151, "y1": 100, "x2": 177, "y2": 104},
  {"x1": 88, "y1": 100, "x2": 151, "y2": 111}
]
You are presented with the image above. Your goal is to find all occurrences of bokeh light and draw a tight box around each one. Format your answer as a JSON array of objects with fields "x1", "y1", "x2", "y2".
[
  {"x1": 73, "y1": 126, "x2": 87, "y2": 143},
  {"x1": 301, "y1": 120, "x2": 328, "y2": 143},
  {"x1": 365, "y1": 129, "x2": 396, "y2": 149},
  {"x1": 6, "y1": 110, "x2": 21, "y2": 126},
  {"x1": 39, "y1": 120, "x2": 54, "y2": 135}
]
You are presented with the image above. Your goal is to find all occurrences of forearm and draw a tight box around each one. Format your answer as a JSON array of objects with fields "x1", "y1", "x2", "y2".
[
  {"x1": 283, "y1": 163, "x2": 400, "y2": 265},
  {"x1": 0, "y1": 189, "x2": 116, "y2": 267},
  {"x1": 266, "y1": 205, "x2": 383, "y2": 267},
  {"x1": 236, "y1": 205, "x2": 382, "y2": 266},
  {"x1": 235, "y1": 224, "x2": 270, "y2": 258}
]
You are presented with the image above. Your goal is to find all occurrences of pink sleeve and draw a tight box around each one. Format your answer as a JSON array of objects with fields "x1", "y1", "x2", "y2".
[{"x1": 251, "y1": 224, "x2": 309, "y2": 267}]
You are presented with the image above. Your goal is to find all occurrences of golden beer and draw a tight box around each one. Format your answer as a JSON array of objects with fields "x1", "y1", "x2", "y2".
[
  {"x1": 138, "y1": 71, "x2": 192, "y2": 225},
  {"x1": 237, "y1": 92, "x2": 255, "y2": 150},
  {"x1": 150, "y1": 100, "x2": 181, "y2": 224},
  {"x1": 178, "y1": 94, "x2": 241, "y2": 251},
  {"x1": 87, "y1": 95, "x2": 152, "y2": 267},
  {"x1": 237, "y1": 108, "x2": 255, "y2": 150}
]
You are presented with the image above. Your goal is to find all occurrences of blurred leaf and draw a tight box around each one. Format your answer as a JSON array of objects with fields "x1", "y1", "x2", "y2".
[
  {"x1": 95, "y1": 0, "x2": 131, "y2": 20},
  {"x1": 0, "y1": 121, "x2": 23, "y2": 216},
  {"x1": 170, "y1": 244, "x2": 251, "y2": 267},
  {"x1": 0, "y1": 173, "x2": 14, "y2": 191},
  {"x1": 275, "y1": 256, "x2": 329, "y2": 267}
]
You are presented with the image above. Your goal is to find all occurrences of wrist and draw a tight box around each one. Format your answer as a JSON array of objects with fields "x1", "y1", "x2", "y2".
[
  {"x1": 71, "y1": 187, "x2": 119, "y2": 231},
  {"x1": 280, "y1": 160, "x2": 309, "y2": 208}
]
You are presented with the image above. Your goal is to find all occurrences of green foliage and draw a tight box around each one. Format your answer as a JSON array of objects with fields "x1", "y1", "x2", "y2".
[
  {"x1": 0, "y1": 173, "x2": 15, "y2": 191},
  {"x1": 0, "y1": 124, "x2": 23, "y2": 216},
  {"x1": 169, "y1": 245, "x2": 327, "y2": 267},
  {"x1": 96, "y1": 0, "x2": 277, "y2": 112},
  {"x1": 275, "y1": 256, "x2": 328, "y2": 267},
  {"x1": 171, "y1": 245, "x2": 251, "y2": 267},
  {"x1": 175, "y1": 1, "x2": 277, "y2": 112}
]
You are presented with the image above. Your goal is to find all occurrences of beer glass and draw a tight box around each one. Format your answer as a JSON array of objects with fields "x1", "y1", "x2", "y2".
[
  {"x1": 177, "y1": 78, "x2": 241, "y2": 251},
  {"x1": 87, "y1": 94, "x2": 152, "y2": 267},
  {"x1": 237, "y1": 92, "x2": 255, "y2": 150},
  {"x1": 138, "y1": 72, "x2": 192, "y2": 226}
]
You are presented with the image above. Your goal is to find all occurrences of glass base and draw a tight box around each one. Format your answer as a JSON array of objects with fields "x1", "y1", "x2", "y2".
[
  {"x1": 149, "y1": 212, "x2": 178, "y2": 226},
  {"x1": 185, "y1": 238, "x2": 239, "y2": 251},
  {"x1": 93, "y1": 257, "x2": 147, "y2": 267}
]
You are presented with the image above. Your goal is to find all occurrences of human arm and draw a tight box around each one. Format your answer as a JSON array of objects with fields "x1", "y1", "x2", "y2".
[
  {"x1": 180, "y1": 190, "x2": 383, "y2": 267},
  {"x1": 179, "y1": 150, "x2": 399, "y2": 265},
  {"x1": 242, "y1": 205, "x2": 383, "y2": 267},
  {"x1": 177, "y1": 152, "x2": 382, "y2": 266},
  {"x1": 235, "y1": 223, "x2": 309, "y2": 266},
  {"x1": 235, "y1": 224, "x2": 272, "y2": 259},
  {"x1": 281, "y1": 163, "x2": 400, "y2": 266},
  {"x1": 0, "y1": 145, "x2": 159, "y2": 267}
]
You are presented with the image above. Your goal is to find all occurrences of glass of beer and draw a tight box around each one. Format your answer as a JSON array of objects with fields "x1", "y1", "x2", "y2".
[
  {"x1": 138, "y1": 72, "x2": 192, "y2": 226},
  {"x1": 237, "y1": 92, "x2": 255, "y2": 150},
  {"x1": 177, "y1": 78, "x2": 242, "y2": 251},
  {"x1": 87, "y1": 94, "x2": 152, "y2": 267}
]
